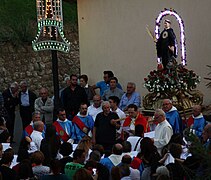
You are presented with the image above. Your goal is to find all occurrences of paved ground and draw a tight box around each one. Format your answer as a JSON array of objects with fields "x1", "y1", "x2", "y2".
[{"x1": 10, "y1": 110, "x2": 23, "y2": 153}]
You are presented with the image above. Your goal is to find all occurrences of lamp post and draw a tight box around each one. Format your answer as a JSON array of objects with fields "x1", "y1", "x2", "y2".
[
  {"x1": 32, "y1": 0, "x2": 70, "y2": 113},
  {"x1": 51, "y1": 29, "x2": 60, "y2": 112}
]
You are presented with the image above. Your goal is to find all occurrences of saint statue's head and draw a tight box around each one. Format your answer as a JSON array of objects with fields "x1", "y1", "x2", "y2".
[{"x1": 164, "y1": 19, "x2": 171, "y2": 29}]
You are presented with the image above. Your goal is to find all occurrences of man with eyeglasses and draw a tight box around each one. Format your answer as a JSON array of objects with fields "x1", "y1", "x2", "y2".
[
  {"x1": 152, "y1": 109, "x2": 173, "y2": 155},
  {"x1": 162, "y1": 99, "x2": 182, "y2": 134},
  {"x1": 121, "y1": 104, "x2": 147, "y2": 140},
  {"x1": 53, "y1": 108, "x2": 77, "y2": 143},
  {"x1": 34, "y1": 87, "x2": 54, "y2": 125}
]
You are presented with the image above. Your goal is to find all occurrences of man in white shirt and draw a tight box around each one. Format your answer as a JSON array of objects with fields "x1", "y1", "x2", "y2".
[
  {"x1": 152, "y1": 109, "x2": 173, "y2": 154},
  {"x1": 87, "y1": 95, "x2": 102, "y2": 121},
  {"x1": 121, "y1": 154, "x2": 140, "y2": 180},
  {"x1": 127, "y1": 124, "x2": 144, "y2": 151},
  {"x1": 109, "y1": 96, "x2": 126, "y2": 139},
  {"x1": 30, "y1": 121, "x2": 45, "y2": 150},
  {"x1": 109, "y1": 96, "x2": 126, "y2": 119}
]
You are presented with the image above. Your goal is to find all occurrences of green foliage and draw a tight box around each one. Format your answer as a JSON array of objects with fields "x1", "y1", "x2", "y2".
[
  {"x1": 63, "y1": 1, "x2": 78, "y2": 25},
  {"x1": 183, "y1": 128, "x2": 211, "y2": 179},
  {"x1": 0, "y1": 0, "x2": 77, "y2": 45}
]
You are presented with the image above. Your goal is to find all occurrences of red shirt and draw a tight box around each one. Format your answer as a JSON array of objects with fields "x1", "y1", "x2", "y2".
[{"x1": 123, "y1": 112, "x2": 148, "y2": 132}]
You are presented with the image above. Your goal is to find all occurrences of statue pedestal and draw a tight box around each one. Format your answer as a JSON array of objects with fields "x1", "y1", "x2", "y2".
[{"x1": 143, "y1": 64, "x2": 203, "y2": 112}]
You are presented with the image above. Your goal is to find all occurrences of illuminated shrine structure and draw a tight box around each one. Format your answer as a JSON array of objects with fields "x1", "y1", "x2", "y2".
[
  {"x1": 143, "y1": 9, "x2": 203, "y2": 112},
  {"x1": 32, "y1": 0, "x2": 70, "y2": 53}
]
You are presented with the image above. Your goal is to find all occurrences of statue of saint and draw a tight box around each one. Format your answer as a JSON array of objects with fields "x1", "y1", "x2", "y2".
[{"x1": 156, "y1": 19, "x2": 178, "y2": 69}]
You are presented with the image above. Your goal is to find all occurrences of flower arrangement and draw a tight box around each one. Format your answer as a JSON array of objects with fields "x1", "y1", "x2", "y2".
[
  {"x1": 144, "y1": 65, "x2": 200, "y2": 93},
  {"x1": 204, "y1": 65, "x2": 211, "y2": 88}
]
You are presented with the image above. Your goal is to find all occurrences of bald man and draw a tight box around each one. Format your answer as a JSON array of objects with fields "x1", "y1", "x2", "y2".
[
  {"x1": 30, "y1": 121, "x2": 45, "y2": 150},
  {"x1": 187, "y1": 105, "x2": 206, "y2": 138},
  {"x1": 100, "y1": 143, "x2": 123, "y2": 171},
  {"x1": 152, "y1": 109, "x2": 173, "y2": 154},
  {"x1": 87, "y1": 95, "x2": 102, "y2": 121}
]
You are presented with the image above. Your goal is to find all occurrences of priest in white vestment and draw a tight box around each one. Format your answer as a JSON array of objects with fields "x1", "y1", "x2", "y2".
[{"x1": 152, "y1": 109, "x2": 173, "y2": 154}]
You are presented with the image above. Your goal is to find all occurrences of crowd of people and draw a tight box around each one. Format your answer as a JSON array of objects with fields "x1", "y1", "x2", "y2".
[{"x1": 0, "y1": 70, "x2": 210, "y2": 180}]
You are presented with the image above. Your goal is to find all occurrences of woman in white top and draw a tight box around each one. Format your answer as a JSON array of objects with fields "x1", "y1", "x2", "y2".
[{"x1": 127, "y1": 124, "x2": 144, "y2": 151}]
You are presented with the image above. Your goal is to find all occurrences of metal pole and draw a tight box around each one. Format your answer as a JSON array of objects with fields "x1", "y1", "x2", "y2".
[
  {"x1": 51, "y1": 50, "x2": 59, "y2": 109},
  {"x1": 51, "y1": 27, "x2": 60, "y2": 117}
]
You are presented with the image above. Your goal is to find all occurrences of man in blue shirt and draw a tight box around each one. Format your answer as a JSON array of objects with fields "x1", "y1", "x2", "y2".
[
  {"x1": 92, "y1": 71, "x2": 122, "y2": 96},
  {"x1": 162, "y1": 99, "x2": 182, "y2": 134},
  {"x1": 187, "y1": 105, "x2": 206, "y2": 138},
  {"x1": 72, "y1": 103, "x2": 94, "y2": 142},
  {"x1": 53, "y1": 108, "x2": 77, "y2": 143},
  {"x1": 119, "y1": 82, "x2": 141, "y2": 111}
]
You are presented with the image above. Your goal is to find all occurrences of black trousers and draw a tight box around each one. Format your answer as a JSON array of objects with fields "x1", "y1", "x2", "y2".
[
  {"x1": 6, "y1": 110, "x2": 15, "y2": 141},
  {"x1": 20, "y1": 106, "x2": 33, "y2": 130}
]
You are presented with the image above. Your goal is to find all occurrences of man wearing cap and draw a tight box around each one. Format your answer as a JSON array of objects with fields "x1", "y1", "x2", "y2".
[{"x1": 156, "y1": 19, "x2": 178, "y2": 69}]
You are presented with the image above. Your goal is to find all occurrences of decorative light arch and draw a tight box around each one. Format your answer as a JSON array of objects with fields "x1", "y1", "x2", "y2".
[
  {"x1": 32, "y1": 0, "x2": 70, "y2": 53},
  {"x1": 155, "y1": 8, "x2": 186, "y2": 65}
]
